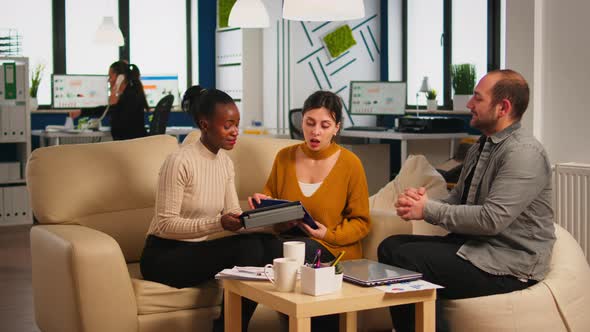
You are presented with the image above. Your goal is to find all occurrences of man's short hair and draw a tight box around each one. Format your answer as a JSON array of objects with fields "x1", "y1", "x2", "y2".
[{"x1": 489, "y1": 69, "x2": 530, "y2": 119}]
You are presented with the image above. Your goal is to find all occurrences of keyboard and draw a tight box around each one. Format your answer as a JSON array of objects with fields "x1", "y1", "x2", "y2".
[{"x1": 345, "y1": 126, "x2": 389, "y2": 132}]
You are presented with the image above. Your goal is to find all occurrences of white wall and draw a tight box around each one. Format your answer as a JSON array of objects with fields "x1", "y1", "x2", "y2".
[
  {"x1": 537, "y1": 0, "x2": 590, "y2": 164},
  {"x1": 503, "y1": 0, "x2": 535, "y2": 137}
]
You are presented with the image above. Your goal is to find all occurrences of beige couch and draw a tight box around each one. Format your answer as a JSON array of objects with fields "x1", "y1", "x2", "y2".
[{"x1": 27, "y1": 133, "x2": 590, "y2": 332}]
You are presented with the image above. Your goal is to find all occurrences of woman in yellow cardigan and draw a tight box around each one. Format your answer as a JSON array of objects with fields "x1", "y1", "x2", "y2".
[{"x1": 249, "y1": 90, "x2": 371, "y2": 265}]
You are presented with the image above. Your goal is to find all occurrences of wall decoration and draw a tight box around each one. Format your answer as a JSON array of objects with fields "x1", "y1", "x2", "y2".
[
  {"x1": 323, "y1": 25, "x2": 357, "y2": 59},
  {"x1": 262, "y1": 0, "x2": 381, "y2": 129}
]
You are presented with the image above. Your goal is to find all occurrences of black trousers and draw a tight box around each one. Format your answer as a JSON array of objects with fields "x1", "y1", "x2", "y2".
[
  {"x1": 377, "y1": 234, "x2": 534, "y2": 332},
  {"x1": 140, "y1": 233, "x2": 277, "y2": 332}
]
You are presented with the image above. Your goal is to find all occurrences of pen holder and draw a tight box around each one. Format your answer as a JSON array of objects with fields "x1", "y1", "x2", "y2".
[{"x1": 301, "y1": 265, "x2": 341, "y2": 296}]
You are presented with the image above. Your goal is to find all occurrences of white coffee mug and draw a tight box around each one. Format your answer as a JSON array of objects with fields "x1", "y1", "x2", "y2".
[
  {"x1": 283, "y1": 241, "x2": 306, "y2": 267},
  {"x1": 264, "y1": 258, "x2": 299, "y2": 292}
]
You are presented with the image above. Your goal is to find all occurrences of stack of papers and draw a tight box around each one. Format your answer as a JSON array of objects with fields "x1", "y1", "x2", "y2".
[
  {"x1": 215, "y1": 266, "x2": 272, "y2": 281},
  {"x1": 375, "y1": 279, "x2": 443, "y2": 294}
]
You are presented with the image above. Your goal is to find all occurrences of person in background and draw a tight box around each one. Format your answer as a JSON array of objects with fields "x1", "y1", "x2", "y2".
[
  {"x1": 378, "y1": 69, "x2": 555, "y2": 332},
  {"x1": 70, "y1": 60, "x2": 148, "y2": 140},
  {"x1": 140, "y1": 86, "x2": 274, "y2": 332},
  {"x1": 249, "y1": 90, "x2": 371, "y2": 331}
]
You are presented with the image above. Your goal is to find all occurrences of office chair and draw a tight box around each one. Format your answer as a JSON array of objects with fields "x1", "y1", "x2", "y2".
[
  {"x1": 288, "y1": 108, "x2": 303, "y2": 139},
  {"x1": 149, "y1": 94, "x2": 174, "y2": 135}
]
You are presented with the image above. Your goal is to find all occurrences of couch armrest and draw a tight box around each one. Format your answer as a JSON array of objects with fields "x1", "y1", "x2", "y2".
[
  {"x1": 363, "y1": 209, "x2": 413, "y2": 261},
  {"x1": 30, "y1": 225, "x2": 138, "y2": 332}
]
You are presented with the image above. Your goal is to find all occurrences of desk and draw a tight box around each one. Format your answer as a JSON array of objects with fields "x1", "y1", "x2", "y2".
[
  {"x1": 223, "y1": 279, "x2": 435, "y2": 332},
  {"x1": 340, "y1": 130, "x2": 468, "y2": 165},
  {"x1": 32, "y1": 126, "x2": 197, "y2": 147}
]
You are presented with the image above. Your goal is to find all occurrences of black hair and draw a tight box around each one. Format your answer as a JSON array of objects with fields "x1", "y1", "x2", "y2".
[
  {"x1": 110, "y1": 60, "x2": 149, "y2": 110},
  {"x1": 302, "y1": 90, "x2": 343, "y2": 125},
  {"x1": 182, "y1": 85, "x2": 235, "y2": 129}
]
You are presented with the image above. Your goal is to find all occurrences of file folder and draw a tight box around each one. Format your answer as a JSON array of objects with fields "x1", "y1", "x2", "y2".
[{"x1": 240, "y1": 201, "x2": 306, "y2": 229}]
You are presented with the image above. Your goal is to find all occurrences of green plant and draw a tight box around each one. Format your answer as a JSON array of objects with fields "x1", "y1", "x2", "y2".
[
  {"x1": 426, "y1": 89, "x2": 437, "y2": 100},
  {"x1": 218, "y1": 0, "x2": 237, "y2": 29},
  {"x1": 323, "y1": 25, "x2": 357, "y2": 58},
  {"x1": 29, "y1": 63, "x2": 45, "y2": 98},
  {"x1": 450, "y1": 63, "x2": 476, "y2": 95}
]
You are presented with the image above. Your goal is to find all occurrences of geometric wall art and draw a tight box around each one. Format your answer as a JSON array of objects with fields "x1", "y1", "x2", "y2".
[{"x1": 263, "y1": 0, "x2": 381, "y2": 130}]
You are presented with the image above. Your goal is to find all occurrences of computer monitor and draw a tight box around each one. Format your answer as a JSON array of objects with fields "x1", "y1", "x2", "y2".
[
  {"x1": 141, "y1": 74, "x2": 180, "y2": 107},
  {"x1": 349, "y1": 81, "x2": 407, "y2": 116},
  {"x1": 52, "y1": 74, "x2": 109, "y2": 109}
]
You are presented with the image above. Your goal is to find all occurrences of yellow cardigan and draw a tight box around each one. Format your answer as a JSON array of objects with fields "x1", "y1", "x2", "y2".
[{"x1": 263, "y1": 143, "x2": 371, "y2": 260}]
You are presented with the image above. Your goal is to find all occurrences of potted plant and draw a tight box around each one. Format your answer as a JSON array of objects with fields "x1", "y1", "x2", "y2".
[
  {"x1": 450, "y1": 63, "x2": 476, "y2": 111},
  {"x1": 426, "y1": 89, "x2": 437, "y2": 111},
  {"x1": 29, "y1": 63, "x2": 45, "y2": 111}
]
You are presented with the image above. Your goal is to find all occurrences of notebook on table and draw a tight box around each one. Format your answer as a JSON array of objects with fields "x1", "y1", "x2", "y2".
[{"x1": 340, "y1": 259, "x2": 422, "y2": 287}]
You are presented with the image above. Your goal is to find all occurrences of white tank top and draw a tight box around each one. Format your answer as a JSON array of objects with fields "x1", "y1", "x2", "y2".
[{"x1": 298, "y1": 181, "x2": 322, "y2": 197}]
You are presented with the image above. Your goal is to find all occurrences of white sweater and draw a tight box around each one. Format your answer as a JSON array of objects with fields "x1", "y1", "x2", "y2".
[{"x1": 147, "y1": 139, "x2": 242, "y2": 241}]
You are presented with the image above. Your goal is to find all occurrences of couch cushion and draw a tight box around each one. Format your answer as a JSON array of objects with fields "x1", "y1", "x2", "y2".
[
  {"x1": 26, "y1": 135, "x2": 179, "y2": 262},
  {"x1": 369, "y1": 155, "x2": 449, "y2": 237},
  {"x1": 542, "y1": 224, "x2": 590, "y2": 331},
  {"x1": 443, "y1": 283, "x2": 567, "y2": 332},
  {"x1": 226, "y1": 135, "x2": 301, "y2": 199},
  {"x1": 183, "y1": 131, "x2": 301, "y2": 200},
  {"x1": 128, "y1": 263, "x2": 223, "y2": 315}
]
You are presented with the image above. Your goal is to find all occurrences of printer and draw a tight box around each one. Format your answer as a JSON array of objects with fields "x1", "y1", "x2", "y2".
[{"x1": 395, "y1": 116, "x2": 466, "y2": 133}]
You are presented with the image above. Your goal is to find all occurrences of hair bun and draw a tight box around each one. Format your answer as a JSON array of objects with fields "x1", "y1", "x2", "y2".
[{"x1": 182, "y1": 85, "x2": 205, "y2": 114}]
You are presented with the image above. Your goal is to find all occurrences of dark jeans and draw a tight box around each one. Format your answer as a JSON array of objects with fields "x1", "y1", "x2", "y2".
[
  {"x1": 140, "y1": 233, "x2": 277, "y2": 332},
  {"x1": 377, "y1": 234, "x2": 535, "y2": 332}
]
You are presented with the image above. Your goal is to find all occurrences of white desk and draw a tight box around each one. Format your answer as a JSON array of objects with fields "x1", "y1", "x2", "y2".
[
  {"x1": 340, "y1": 130, "x2": 468, "y2": 164},
  {"x1": 32, "y1": 126, "x2": 197, "y2": 147}
]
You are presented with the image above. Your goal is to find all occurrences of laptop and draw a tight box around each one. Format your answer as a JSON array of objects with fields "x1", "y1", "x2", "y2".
[{"x1": 341, "y1": 259, "x2": 422, "y2": 287}]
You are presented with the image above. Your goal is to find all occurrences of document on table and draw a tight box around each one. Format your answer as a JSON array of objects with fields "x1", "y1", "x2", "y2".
[
  {"x1": 215, "y1": 266, "x2": 271, "y2": 281},
  {"x1": 375, "y1": 279, "x2": 443, "y2": 294}
]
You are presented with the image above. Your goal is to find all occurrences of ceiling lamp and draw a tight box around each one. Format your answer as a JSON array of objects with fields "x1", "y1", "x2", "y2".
[
  {"x1": 228, "y1": 0, "x2": 270, "y2": 28},
  {"x1": 283, "y1": 0, "x2": 365, "y2": 21},
  {"x1": 94, "y1": 16, "x2": 124, "y2": 46}
]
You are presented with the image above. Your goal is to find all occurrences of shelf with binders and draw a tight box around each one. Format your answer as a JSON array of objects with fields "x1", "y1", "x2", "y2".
[{"x1": 0, "y1": 56, "x2": 32, "y2": 225}]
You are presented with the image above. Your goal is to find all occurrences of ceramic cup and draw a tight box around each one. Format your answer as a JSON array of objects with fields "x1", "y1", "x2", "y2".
[
  {"x1": 264, "y1": 257, "x2": 299, "y2": 292},
  {"x1": 283, "y1": 241, "x2": 306, "y2": 267}
]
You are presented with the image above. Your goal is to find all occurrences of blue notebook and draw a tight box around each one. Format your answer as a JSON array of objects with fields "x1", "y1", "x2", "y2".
[{"x1": 254, "y1": 199, "x2": 318, "y2": 230}]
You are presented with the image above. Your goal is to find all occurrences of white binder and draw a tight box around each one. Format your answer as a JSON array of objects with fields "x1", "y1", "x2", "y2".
[
  {"x1": 14, "y1": 186, "x2": 30, "y2": 223},
  {"x1": 1, "y1": 104, "x2": 26, "y2": 141},
  {"x1": 3, "y1": 186, "x2": 16, "y2": 224},
  {"x1": 15, "y1": 63, "x2": 26, "y2": 102},
  {"x1": 0, "y1": 105, "x2": 9, "y2": 140}
]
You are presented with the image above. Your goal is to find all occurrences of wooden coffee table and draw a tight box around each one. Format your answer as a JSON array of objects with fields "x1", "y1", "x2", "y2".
[{"x1": 223, "y1": 279, "x2": 435, "y2": 332}]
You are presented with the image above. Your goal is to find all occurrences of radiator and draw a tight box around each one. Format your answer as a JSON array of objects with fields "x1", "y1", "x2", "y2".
[{"x1": 553, "y1": 162, "x2": 590, "y2": 262}]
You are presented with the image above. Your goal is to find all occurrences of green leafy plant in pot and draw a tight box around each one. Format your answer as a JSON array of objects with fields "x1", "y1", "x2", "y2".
[
  {"x1": 426, "y1": 89, "x2": 437, "y2": 111},
  {"x1": 29, "y1": 63, "x2": 45, "y2": 111},
  {"x1": 450, "y1": 63, "x2": 475, "y2": 110}
]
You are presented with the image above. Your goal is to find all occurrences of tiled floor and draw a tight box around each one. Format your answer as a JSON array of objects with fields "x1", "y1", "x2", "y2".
[{"x1": 0, "y1": 225, "x2": 40, "y2": 332}]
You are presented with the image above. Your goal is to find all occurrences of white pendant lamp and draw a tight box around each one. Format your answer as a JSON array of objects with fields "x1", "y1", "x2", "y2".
[
  {"x1": 95, "y1": 16, "x2": 124, "y2": 46},
  {"x1": 228, "y1": 0, "x2": 270, "y2": 28},
  {"x1": 283, "y1": 0, "x2": 365, "y2": 21}
]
